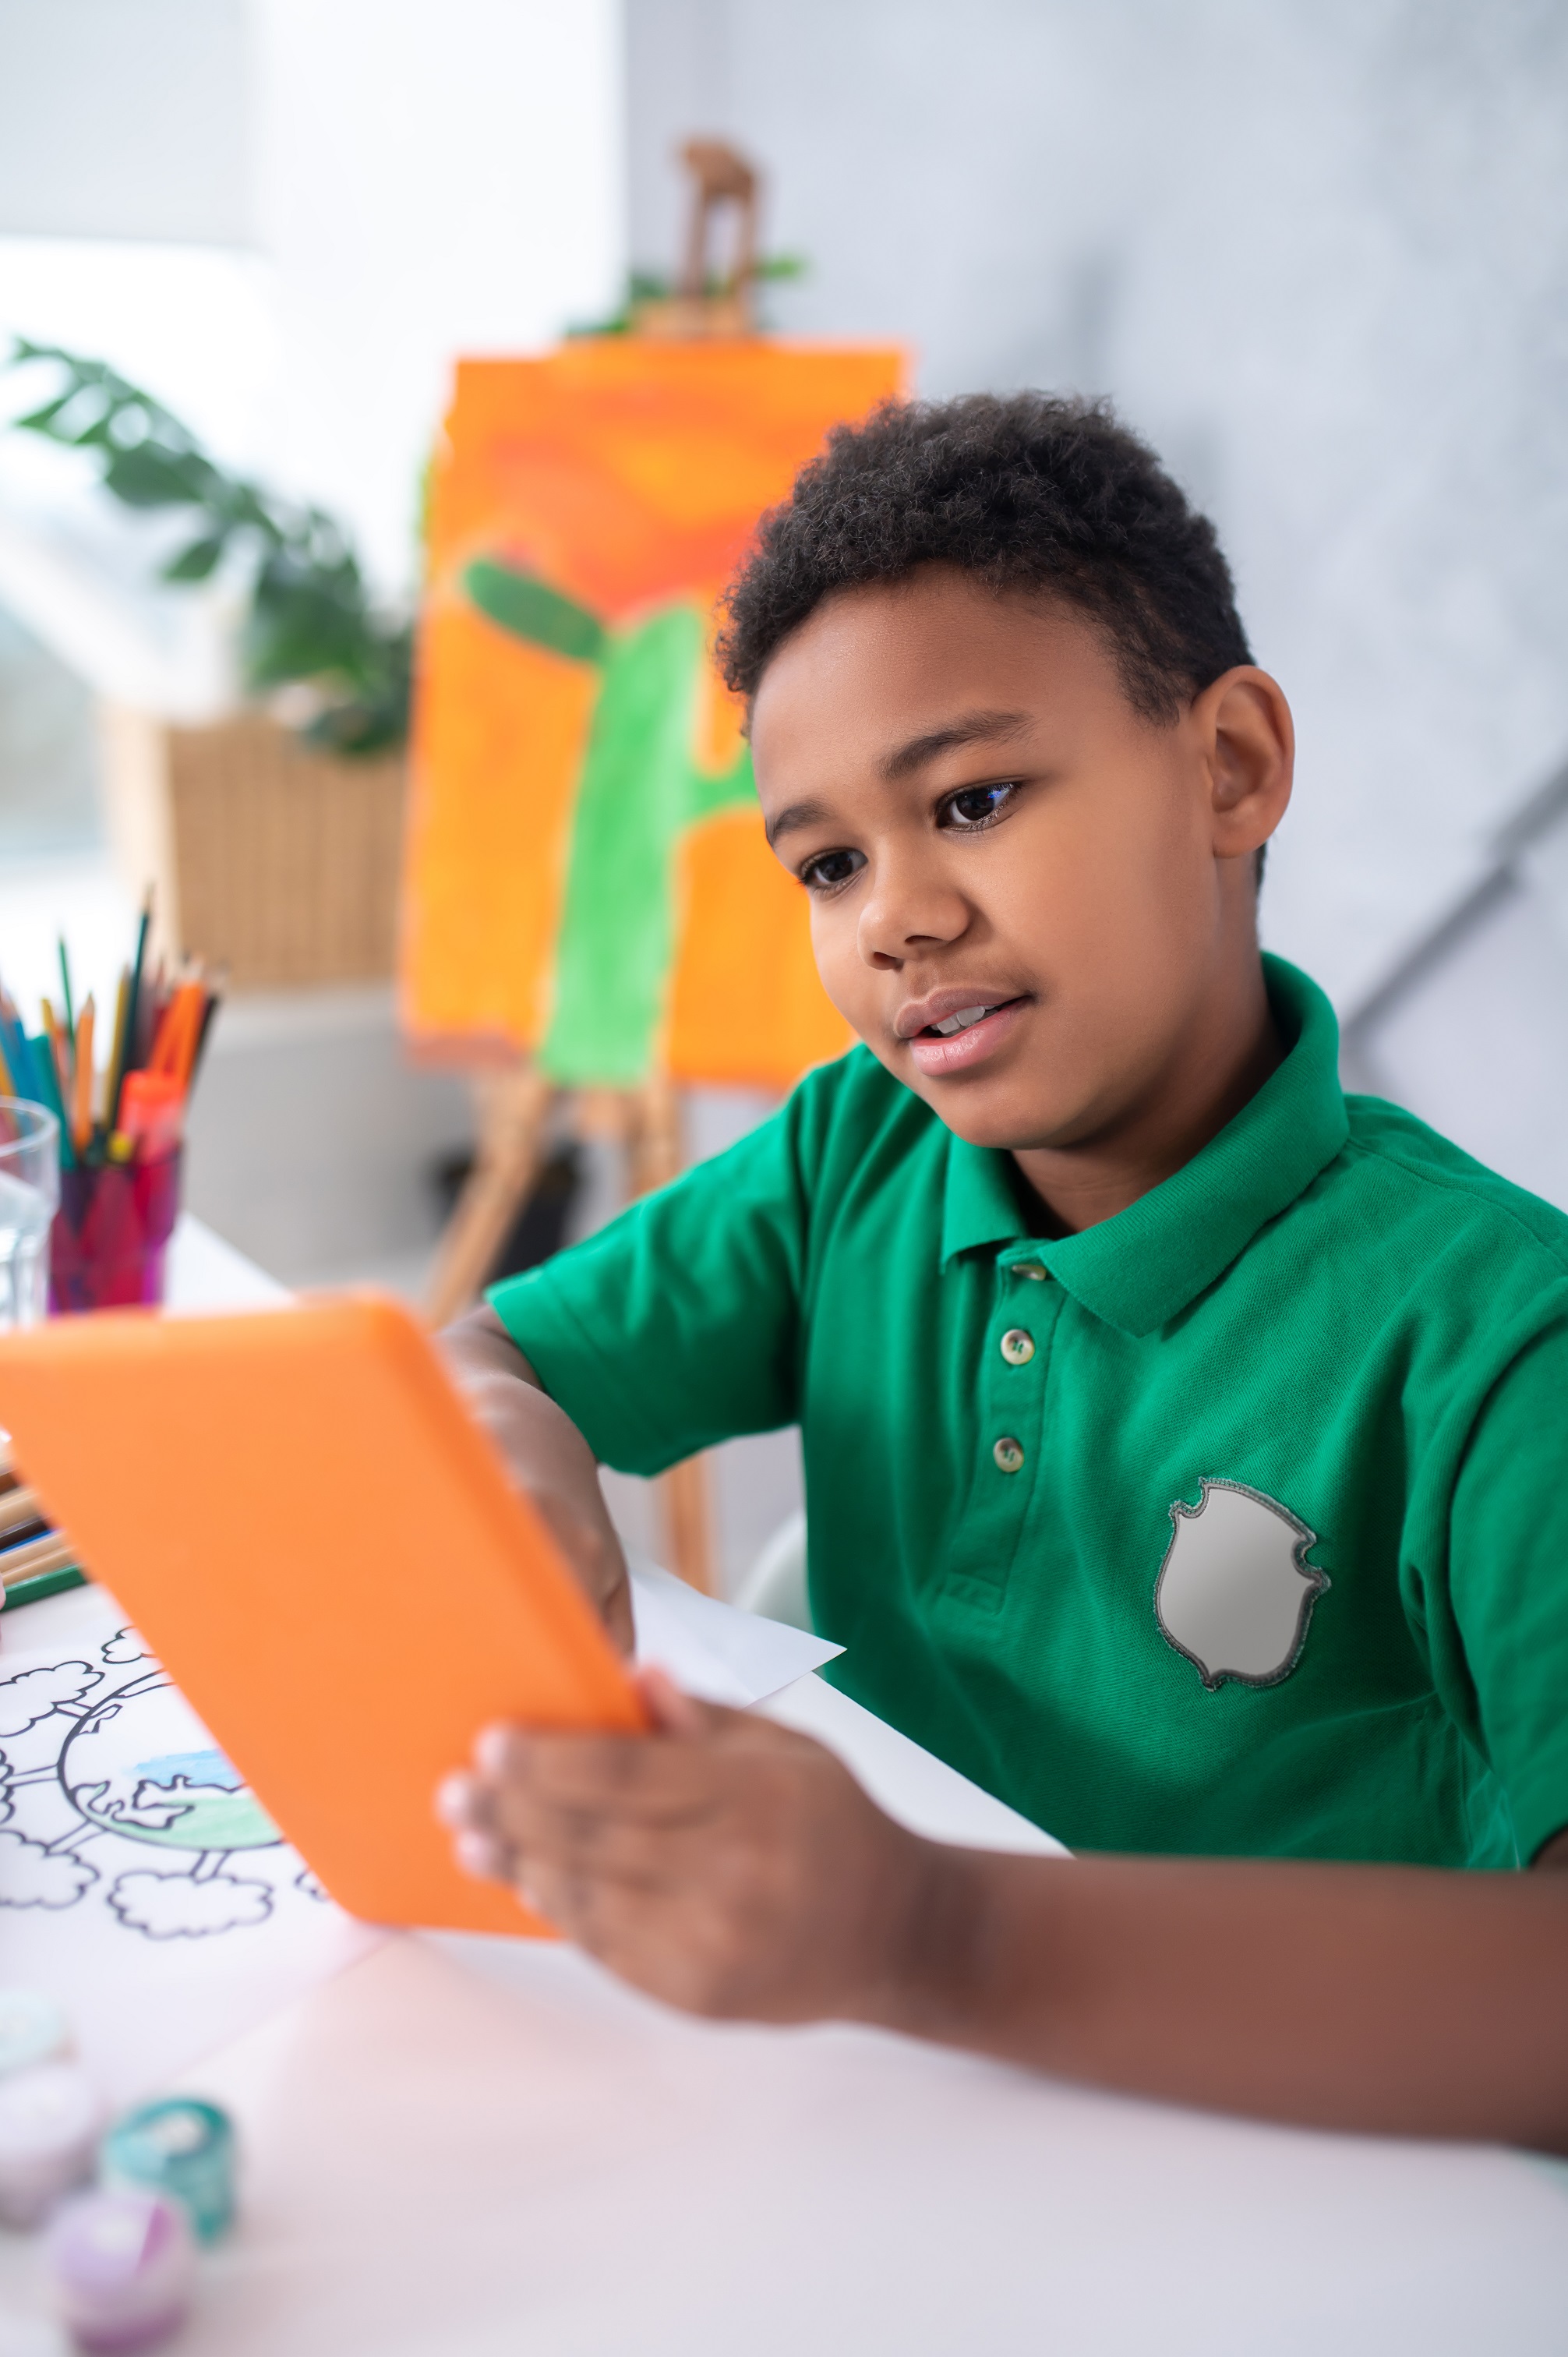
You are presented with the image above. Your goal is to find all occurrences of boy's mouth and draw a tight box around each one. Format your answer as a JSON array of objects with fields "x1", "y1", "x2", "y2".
[
  {"x1": 902, "y1": 994, "x2": 1030, "y2": 1077},
  {"x1": 927, "y1": 1002, "x2": 1008, "y2": 1037}
]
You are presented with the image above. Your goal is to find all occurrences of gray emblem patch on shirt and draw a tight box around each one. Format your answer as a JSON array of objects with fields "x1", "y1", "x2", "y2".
[{"x1": 1154, "y1": 1479, "x2": 1329, "y2": 1690}]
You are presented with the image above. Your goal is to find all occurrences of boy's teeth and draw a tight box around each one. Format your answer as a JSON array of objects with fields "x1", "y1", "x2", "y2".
[{"x1": 932, "y1": 1005, "x2": 994, "y2": 1037}]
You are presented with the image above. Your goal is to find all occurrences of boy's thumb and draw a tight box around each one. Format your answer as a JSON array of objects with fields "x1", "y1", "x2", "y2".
[{"x1": 634, "y1": 1662, "x2": 712, "y2": 1737}]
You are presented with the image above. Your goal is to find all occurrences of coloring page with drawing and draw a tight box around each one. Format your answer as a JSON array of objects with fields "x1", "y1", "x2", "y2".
[{"x1": 0, "y1": 1586, "x2": 383, "y2": 2104}]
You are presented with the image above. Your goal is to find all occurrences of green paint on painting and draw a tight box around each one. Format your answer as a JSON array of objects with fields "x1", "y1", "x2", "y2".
[
  {"x1": 464, "y1": 561, "x2": 607, "y2": 665},
  {"x1": 464, "y1": 562, "x2": 757, "y2": 1085}
]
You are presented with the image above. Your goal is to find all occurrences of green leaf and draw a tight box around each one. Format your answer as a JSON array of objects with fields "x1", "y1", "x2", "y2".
[
  {"x1": 12, "y1": 393, "x2": 81, "y2": 434},
  {"x1": 162, "y1": 532, "x2": 229, "y2": 583},
  {"x1": 5, "y1": 337, "x2": 411, "y2": 751},
  {"x1": 101, "y1": 443, "x2": 215, "y2": 509},
  {"x1": 242, "y1": 549, "x2": 387, "y2": 691},
  {"x1": 464, "y1": 560, "x2": 606, "y2": 664}
]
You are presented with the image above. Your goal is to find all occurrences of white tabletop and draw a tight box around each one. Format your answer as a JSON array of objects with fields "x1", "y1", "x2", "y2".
[{"x1": 2, "y1": 1218, "x2": 1566, "y2": 2353}]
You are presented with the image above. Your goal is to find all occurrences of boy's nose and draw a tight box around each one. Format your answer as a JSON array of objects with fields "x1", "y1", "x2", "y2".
[{"x1": 856, "y1": 863, "x2": 971, "y2": 966}]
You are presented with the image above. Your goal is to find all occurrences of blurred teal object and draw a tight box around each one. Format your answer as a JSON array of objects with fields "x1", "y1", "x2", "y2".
[{"x1": 101, "y1": 2097, "x2": 237, "y2": 2243}]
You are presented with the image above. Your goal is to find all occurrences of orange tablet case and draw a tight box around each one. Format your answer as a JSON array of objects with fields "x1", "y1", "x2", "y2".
[{"x1": 0, "y1": 1296, "x2": 644, "y2": 1935}]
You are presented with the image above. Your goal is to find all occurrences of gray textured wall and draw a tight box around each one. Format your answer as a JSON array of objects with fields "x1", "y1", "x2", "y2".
[{"x1": 627, "y1": 0, "x2": 1568, "y2": 1013}]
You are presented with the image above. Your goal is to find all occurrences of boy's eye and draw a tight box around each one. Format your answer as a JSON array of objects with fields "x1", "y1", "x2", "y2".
[
  {"x1": 800, "y1": 847, "x2": 866, "y2": 892},
  {"x1": 941, "y1": 782, "x2": 1019, "y2": 831}
]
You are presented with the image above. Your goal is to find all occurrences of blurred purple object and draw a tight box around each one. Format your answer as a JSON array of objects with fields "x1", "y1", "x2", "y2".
[
  {"x1": 46, "y1": 2188, "x2": 196, "y2": 2352},
  {"x1": 49, "y1": 1151, "x2": 182, "y2": 1314}
]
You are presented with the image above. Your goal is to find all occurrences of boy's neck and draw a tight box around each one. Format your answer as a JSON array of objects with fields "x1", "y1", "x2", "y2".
[{"x1": 1009, "y1": 952, "x2": 1283, "y2": 1237}]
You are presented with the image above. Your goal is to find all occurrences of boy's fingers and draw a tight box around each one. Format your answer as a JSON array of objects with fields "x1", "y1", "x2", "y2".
[
  {"x1": 483, "y1": 1775, "x2": 716, "y2": 1869},
  {"x1": 471, "y1": 1730, "x2": 750, "y2": 1818},
  {"x1": 514, "y1": 1847, "x2": 705, "y2": 1970},
  {"x1": 436, "y1": 1769, "x2": 489, "y2": 1830},
  {"x1": 476, "y1": 1694, "x2": 803, "y2": 1777},
  {"x1": 500, "y1": 1797, "x2": 719, "y2": 1892},
  {"x1": 472, "y1": 1684, "x2": 740, "y2": 1782},
  {"x1": 634, "y1": 1663, "x2": 709, "y2": 1735},
  {"x1": 455, "y1": 1827, "x2": 512, "y2": 1882}
]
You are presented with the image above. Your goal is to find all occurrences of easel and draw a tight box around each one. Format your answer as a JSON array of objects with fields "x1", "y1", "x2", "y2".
[
  {"x1": 633, "y1": 140, "x2": 760, "y2": 339},
  {"x1": 423, "y1": 1069, "x2": 713, "y2": 1591},
  {"x1": 419, "y1": 142, "x2": 771, "y2": 1595}
]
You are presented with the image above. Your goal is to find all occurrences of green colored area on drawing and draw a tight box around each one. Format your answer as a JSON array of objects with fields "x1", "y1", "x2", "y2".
[
  {"x1": 78, "y1": 1782, "x2": 277, "y2": 1853},
  {"x1": 462, "y1": 562, "x2": 757, "y2": 1085},
  {"x1": 465, "y1": 561, "x2": 607, "y2": 665}
]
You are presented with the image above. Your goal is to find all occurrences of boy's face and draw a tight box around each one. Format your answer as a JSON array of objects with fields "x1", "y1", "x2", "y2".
[{"x1": 751, "y1": 566, "x2": 1289, "y2": 1157}]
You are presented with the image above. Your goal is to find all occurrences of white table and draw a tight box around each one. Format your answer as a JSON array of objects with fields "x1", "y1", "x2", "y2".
[{"x1": 3, "y1": 1218, "x2": 1566, "y2": 2354}]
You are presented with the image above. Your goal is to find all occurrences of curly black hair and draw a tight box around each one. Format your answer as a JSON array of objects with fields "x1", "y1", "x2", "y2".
[{"x1": 715, "y1": 392, "x2": 1252, "y2": 723}]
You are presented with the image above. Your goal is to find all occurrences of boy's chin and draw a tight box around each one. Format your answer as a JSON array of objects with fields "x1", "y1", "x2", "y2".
[
  {"x1": 862, "y1": 1035, "x2": 1091, "y2": 1152},
  {"x1": 913, "y1": 1073, "x2": 1083, "y2": 1154}
]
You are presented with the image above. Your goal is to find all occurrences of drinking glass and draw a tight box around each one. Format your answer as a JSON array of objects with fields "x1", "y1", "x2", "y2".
[{"x1": 0, "y1": 1101, "x2": 61, "y2": 1330}]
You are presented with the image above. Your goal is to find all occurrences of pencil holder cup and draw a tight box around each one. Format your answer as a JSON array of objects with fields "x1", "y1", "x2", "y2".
[
  {"x1": 49, "y1": 1149, "x2": 182, "y2": 1315},
  {"x1": 0, "y1": 1100, "x2": 61, "y2": 1330}
]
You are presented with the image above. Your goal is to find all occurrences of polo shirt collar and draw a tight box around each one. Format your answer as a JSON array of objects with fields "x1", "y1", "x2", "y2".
[{"x1": 939, "y1": 956, "x2": 1348, "y2": 1336}]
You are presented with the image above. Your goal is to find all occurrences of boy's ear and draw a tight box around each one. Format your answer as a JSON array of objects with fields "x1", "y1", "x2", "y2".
[{"x1": 1195, "y1": 666, "x2": 1294, "y2": 860}]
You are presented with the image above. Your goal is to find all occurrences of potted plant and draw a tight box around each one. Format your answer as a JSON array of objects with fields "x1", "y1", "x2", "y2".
[{"x1": 5, "y1": 341, "x2": 412, "y2": 989}]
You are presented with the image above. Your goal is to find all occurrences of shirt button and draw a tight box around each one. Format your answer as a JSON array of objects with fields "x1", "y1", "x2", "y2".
[
  {"x1": 1015, "y1": 1262, "x2": 1048, "y2": 1281},
  {"x1": 1000, "y1": 1327, "x2": 1035, "y2": 1366},
  {"x1": 993, "y1": 1435, "x2": 1026, "y2": 1474}
]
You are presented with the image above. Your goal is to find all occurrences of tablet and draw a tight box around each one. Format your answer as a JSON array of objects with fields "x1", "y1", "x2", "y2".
[{"x1": 0, "y1": 1295, "x2": 643, "y2": 1935}]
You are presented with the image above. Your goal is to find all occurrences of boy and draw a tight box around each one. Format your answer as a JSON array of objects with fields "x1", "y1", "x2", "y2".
[{"x1": 437, "y1": 395, "x2": 1568, "y2": 2148}]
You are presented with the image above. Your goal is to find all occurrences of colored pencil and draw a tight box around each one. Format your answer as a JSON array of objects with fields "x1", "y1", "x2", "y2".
[
  {"x1": 39, "y1": 997, "x2": 71, "y2": 1109},
  {"x1": 104, "y1": 970, "x2": 130, "y2": 1129},
  {"x1": 150, "y1": 983, "x2": 203, "y2": 1090},
  {"x1": 0, "y1": 994, "x2": 40, "y2": 1103},
  {"x1": 25, "y1": 1030, "x2": 73, "y2": 1167},
  {"x1": 0, "y1": 1528, "x2": 79, "y2": 1585},
  {"x1": 72, "y1": 997, "x2": 94, "y2": 1154},
  {"x1": 0, "y1": 903, "x2": 219, "y2": 1179},
  {"x1": 114, "y1": 894, "x2": 153, "y2": 1129},
  {"x1": 3, "y1": 1565, "x2": 87, "y2": 1610},
  {"x1": 57, "y1": 937, "x2": 76, "y2": 1040},
  {"x1": 0, "y1": 1482, "x2": 41, "y2": 1540}
]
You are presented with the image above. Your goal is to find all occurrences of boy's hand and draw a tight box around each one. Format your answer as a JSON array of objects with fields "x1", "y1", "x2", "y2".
[
  {"x1": 436, "y1": 1668, "x2": 948, "y2": 2024},
  {"x1": 439, "y1": 1305, "x2": 634, "y2": 1653}
]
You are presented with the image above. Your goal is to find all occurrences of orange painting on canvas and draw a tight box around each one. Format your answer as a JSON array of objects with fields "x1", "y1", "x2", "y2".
[{"x1": 404, "y1": 337, "x2": 905, "y2": 1089}]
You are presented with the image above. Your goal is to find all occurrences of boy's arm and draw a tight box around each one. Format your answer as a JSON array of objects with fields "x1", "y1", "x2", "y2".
[
  {"x1": 439, "y1": 1305, "x2": 633, "y2": 1654},
  {"x1": 440, "y1": 1682, "x2": 1568, "y2": 2152}
]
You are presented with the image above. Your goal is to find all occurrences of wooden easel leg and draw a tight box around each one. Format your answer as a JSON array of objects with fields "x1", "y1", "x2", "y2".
[
  {"x1": 659, "y1": 1455, "x2": 715, "y2": 1596},
  {"x1": 423, "y1": 1065, "x2": 554, "y2": 1330},
  {"x1": 625, "y1": 1076, "x2": 716, "y2": 1595}
]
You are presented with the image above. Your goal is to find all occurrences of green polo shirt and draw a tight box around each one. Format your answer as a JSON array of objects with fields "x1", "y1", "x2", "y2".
[{"x1": 490, "y1": 956, "x2": 1568, "y2": 1869}]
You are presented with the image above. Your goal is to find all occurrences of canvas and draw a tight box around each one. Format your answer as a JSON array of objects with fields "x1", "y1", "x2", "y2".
[{"x1": 404, "y1": 338, "x2": 906, "y2": 1089}]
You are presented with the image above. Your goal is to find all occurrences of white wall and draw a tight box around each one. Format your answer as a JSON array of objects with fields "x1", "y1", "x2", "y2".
[
  {"x1": 251, "y1": 0, "x2": 626, "y2": 588},
  {"x1": 0, "y1": 0, "x2": 252, "y2": 245},
  {"x1": 0, "y1": 0, "x2": 627, "y2": 597},
  {"x1": 626, "y1": 0, "x2": 1568, "y2": 1012}
]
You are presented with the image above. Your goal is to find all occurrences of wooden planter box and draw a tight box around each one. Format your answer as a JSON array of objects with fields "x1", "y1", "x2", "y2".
[{"x1": 101, "y1": 706, "x2": 406, "y2": 990}]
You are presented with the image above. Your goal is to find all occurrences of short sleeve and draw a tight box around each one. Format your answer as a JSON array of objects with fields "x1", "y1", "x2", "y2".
[
  {"x1": 1446, "y1": 1316, "x2": 1568, "y2": 1861},
  {"x1": 486, "y1": 1090, "x2": 813, "y2": 1478}
]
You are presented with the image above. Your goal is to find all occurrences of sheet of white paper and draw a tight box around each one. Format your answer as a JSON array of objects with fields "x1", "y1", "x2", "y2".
[
  {"x1": 0, "y1": 1586, "x2": 383, "y2": 2107},
  {"x1": 763, "y1": 1671, "x2": 1068, "y2": 1854},
  {"x1": 628, "y1": 1558, "x2": 842, "y2": 1704},
  {"x1": 0, "y1": 1565, "x2": 832, "y2": 2106}
]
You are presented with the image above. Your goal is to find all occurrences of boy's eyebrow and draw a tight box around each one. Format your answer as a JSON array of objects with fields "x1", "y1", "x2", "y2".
[
  {"x1": 880, "y1": 707, "x2": 1033, "y2": 779},
  {"x1": 765, "y1": 797, "x2": 832, "y2": 849},
  {"x1": 763, "y1": 709, "x2": 1037, "y2": 847}
]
